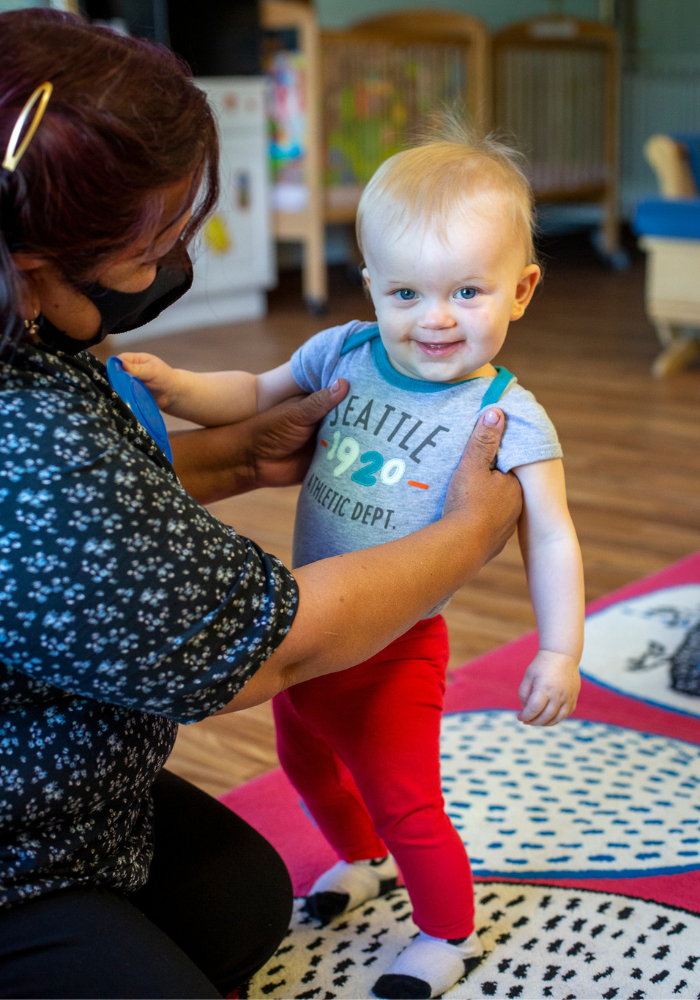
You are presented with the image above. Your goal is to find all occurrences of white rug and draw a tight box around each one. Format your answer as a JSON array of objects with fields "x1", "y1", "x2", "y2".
[{"x1": 233, "y1": 573, "x2": 700, "y2": 1000}]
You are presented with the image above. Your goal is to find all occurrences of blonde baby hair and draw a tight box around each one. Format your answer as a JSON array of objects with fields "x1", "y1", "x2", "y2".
[{"x1": 356, "y1": 114, "x2": 537, "y2": 266}]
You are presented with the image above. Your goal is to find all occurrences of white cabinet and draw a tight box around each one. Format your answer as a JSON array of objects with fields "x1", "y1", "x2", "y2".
[{"x1": 132, "y1": 77, "x2": 275, "y2": 340}]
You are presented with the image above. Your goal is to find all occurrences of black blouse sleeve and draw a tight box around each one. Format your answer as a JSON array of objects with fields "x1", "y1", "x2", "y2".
[{"x1": 0, "y1": 352, "x2": 298, "y2": 725}]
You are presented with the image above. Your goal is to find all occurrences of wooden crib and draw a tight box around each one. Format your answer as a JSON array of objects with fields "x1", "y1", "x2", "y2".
[
  {"x1": 492, "y1": 15, "x2": 623, "y2": 262},
  {"x1": 320, "y1": 10, "x2": 490, "y2": 226}
]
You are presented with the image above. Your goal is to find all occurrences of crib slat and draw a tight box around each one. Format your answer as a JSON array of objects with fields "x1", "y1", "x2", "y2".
[{"x1": 493, "y1": 16, "x2": 621, "y2": 254}]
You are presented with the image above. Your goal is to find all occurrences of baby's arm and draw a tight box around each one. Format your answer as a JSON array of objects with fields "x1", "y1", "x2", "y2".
[
  {"x1": 118, "y1": 353, "x2": 301, "y2": 425},
  {"x1": 513, "y1": 458, "x2": 584, "y2": 727}
]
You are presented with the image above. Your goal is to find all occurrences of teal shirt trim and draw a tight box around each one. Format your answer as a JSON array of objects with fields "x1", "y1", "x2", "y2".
[
  {"x1": 340, "y1": 323, "x2": 514, "y2": 403},
  {"x1": 339, "y1": 324, "x2": 380, "y2": 355},
  {"x1": 481, "y1": 365, "x2": 515, "y2": 408}
]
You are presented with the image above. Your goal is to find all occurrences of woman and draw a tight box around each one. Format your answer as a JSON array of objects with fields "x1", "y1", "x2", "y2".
[{"x1": 0, "y1": 10, "x2": 521, "y2": 999}]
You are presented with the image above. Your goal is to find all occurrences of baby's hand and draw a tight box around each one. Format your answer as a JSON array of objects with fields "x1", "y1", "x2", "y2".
[
  {"x1": 118, "y1": 352, "x2": 179, "y2": 410},
  {"x1": 517, "y1": 650, "x2": 580, "y2": 727}
]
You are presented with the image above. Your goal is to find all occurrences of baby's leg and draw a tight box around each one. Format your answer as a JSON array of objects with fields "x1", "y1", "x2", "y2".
[
  {"x1": 279, "y1": 616, "x2": 475, "y2": 940},
  {"x1": 342, "y1": 618, "x2": 474, "y2": 940},
  {"x1": 273, "y1": 688, "x2": 397, "y2": 924},
  {"x1": 273, "y1": 689, "x2": 385, "y2": 862},
  {"x1": 278, "y1": 619, "x2": 481, "y2": 997},
  {"x1": 329, "y1": 616, "x2": 481, "y2": 999}
]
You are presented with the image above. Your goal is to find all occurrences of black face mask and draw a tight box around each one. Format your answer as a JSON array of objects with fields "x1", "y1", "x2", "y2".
[{"x1": 36, "y1": 239, "x2": 193, "y2": 356}]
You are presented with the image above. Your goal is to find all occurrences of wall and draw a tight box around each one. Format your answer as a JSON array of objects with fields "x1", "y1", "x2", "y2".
[
  {"x1": 0, "y1": 0, "x2": 43, "y2": 9},
  {"x1": 316, "y1": 0, "x2": 600, "y2": 31},
  {"x1": 636, "y1": 0, "x2": 700, "y2": 63}
]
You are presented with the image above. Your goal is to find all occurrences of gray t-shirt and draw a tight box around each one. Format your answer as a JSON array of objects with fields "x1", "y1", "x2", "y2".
[{"x1": 291, "y1": 322, "x2": 562, "y2": 611}]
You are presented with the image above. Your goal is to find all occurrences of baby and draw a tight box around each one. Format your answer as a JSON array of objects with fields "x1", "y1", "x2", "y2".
[{"x1": 121, "y1": 127, "x2": 584, "y2": 1000}]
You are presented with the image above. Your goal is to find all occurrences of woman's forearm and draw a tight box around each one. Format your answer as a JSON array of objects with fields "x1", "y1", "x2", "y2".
[{"x1": 169, "y1": 421, "x2": 257, "y2": 504}]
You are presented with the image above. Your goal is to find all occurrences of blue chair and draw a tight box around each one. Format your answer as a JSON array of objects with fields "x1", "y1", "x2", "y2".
[{"x1": 633, "y1": 135, "x2": 700, "y2": 377}]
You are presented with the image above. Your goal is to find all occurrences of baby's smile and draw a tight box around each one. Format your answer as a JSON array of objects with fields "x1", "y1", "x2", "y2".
[{"x1": 414, "y1": 338, "x2": 464, "y2": 358}]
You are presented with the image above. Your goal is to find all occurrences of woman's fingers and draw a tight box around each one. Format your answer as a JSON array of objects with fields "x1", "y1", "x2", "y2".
[
  {"x1": 238, "y1": 379, "x2": 350, "y2": 490},
  {"x1": 443, "y1": 409, "x2": 522, "y2": 553},
  {"x1": 466, "y1": 408, "x2": 507, "y2": 470},
  {"x1": 448, "y1": 409, "x2": 507, "y2": 497},
  {"x1": 282, "y1": 378, "x2": 349, "y2": 430}
]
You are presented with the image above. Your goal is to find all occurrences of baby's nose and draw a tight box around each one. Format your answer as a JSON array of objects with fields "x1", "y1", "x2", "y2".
[{"x1": 421, "y1": 306, "x2": 456, "y2": 329}]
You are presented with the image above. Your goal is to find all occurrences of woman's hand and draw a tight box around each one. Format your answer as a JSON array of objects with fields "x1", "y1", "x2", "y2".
[
  {"x1": 170, "y1": 379, "x2": 349, "y2": 504},
  {"x1": 442, "y1": 407, "x2": 523, "y2": 562},
  {"x1": 241, "y1": 379, "x2": 350, "y2": 490}
]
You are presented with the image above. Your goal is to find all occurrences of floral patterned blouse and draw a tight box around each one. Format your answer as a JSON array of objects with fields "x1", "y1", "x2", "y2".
[{"x1": 0, "y1": 341, "x2": 298, "y2": 908}]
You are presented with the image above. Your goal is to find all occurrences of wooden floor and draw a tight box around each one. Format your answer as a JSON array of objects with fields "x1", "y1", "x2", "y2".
[{"x1": 95, "y1": 235, "x2": 700, "y2": 798}]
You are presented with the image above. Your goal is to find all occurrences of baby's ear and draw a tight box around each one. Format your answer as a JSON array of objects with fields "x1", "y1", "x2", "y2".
[
  {"x1": 511, "y1": 265, "x2": 541, "y2": 321},
  {"x1": 361, "y1": 265, "x2": 372, "y2": 300}
]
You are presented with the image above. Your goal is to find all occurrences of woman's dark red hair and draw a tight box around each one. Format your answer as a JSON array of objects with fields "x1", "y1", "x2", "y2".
[{"x1": 0, "y1": 8, "x2": 219, "y2": 356}]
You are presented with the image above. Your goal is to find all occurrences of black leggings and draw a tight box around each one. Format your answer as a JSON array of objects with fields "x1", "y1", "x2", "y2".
[{"x1": 0, "y1": 770, "x2": 293, "y2": 999}]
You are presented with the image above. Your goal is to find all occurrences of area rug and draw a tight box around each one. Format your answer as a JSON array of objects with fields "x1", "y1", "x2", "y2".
[{"x1": 221, "y1": 553, "x2": 700, "y2": 999}]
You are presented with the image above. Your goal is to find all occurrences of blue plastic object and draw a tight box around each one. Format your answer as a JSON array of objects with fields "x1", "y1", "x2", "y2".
[
  {"x1": 106, "y1": 356, "x2": 173, "y2": 463},
  {"x1": 634, "y1": 134, "x2": 700, "y2": 241},
  {"x1": 673, "y1": 134, "x2": 700, "y2": 190},
  {"x1": 633, "y1": 198, "x2": 700, "y2": 240}
]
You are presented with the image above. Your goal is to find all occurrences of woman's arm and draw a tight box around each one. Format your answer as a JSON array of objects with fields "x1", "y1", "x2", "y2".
[
  {"x1": 513, "y1": 458, "x2": 584, "y2": 727},
  {"x1": 216, "y1": 408, "x2": 523, "y2": 712}
]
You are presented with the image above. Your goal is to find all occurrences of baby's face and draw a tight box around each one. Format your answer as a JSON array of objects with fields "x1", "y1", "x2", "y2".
[{"x1": 362, "y1": 204, "x2": 540, "y2": 383}]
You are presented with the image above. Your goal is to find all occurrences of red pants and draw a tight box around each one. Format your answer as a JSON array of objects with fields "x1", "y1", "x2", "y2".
[{"x1": 272, "y1": 615, "x2": 474, "y2": 939}]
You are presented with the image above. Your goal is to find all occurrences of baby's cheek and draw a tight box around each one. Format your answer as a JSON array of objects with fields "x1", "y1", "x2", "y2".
[{"x1": 476, "y1": 302, "x2": 506, "y2": 333}]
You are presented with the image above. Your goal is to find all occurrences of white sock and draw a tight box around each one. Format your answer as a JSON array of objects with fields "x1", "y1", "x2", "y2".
[
  {"x1": 304, "y1": 855, "x2": 398, "y2": 924},
  {"x1": 372, "y1": 930, "x2": 483, "y2": 999}
]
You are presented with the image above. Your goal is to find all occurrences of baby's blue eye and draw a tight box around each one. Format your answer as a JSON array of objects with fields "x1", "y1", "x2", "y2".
[
  {"x1": 456, "y1": 287, "x2": 477, "y2": 300},
  {"x1": 395, "y1": 289, "x2": 416, "y2": 301}
]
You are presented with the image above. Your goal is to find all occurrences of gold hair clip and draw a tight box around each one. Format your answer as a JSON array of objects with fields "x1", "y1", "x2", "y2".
[{"x1": 2, "y1": 82, "x2": 53, "y2": 173}]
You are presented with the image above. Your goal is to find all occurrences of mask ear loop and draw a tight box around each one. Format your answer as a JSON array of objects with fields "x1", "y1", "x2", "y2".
[{"x1": 2, "y1": 82, "x2": 53, "y2": 173}]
